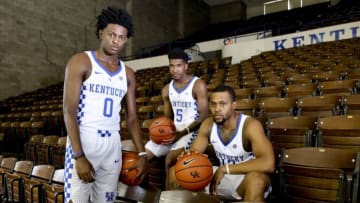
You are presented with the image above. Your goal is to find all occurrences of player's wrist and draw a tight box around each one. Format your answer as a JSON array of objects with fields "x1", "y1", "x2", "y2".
[
  {"x1": 73, "y1": 150, "x2": 85, "y2": 160},
  {"x1": 138, "y1": 152, "x2": 147, "y2": 159}
]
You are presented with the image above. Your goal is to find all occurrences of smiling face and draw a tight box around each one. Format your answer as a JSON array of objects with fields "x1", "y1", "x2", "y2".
[
  {"x1": 209, "y1": 91, "x2": 236, "y2": 125},
  {"x1": 98, "y1": 23, "x2": 128, "y2": 56}
]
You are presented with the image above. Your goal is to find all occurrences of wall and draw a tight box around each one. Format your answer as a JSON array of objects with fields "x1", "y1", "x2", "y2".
[
  {"x1": 0, "y1": 0, "x2": 184, "y2": 100},
  {"x1": 210, "y1": 1, "x2": 246, "y2": 23},
  {"x1": 131, "y1": 0, "x2": 178, "y2": 57},
  {"x1": 222, "y1": 21, "x2": 360, "y2": 63},
  {"x1": 0, "y1": 0, "x2": 113, "y2": 100},
  {"x1": 125, "y1": 21, "x2": 359, "y2": 69},
  {"x1": 181, "y1": 0, "x2": 210, "y2": 38}
]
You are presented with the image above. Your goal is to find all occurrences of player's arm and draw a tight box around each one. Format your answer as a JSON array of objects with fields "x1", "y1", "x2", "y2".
[
  {"x1": 189, "y1": 117, "x2": 213, "y2": 154},
  {"x1": 186, "y1": 79, "x2": 209, "y2": 133},
  {"x1": 125, "y1": 66, "x2": 148, "y2": 177},
  {"x1": 161, "y1": 84, "x2": 173, "y2": 119},
  {"x1": 228, "y1": 117, "x2": 275, "y2": 174},
  {"x1": 63, "y1": 53, "x2": 95, "y2": 182},
  {"x1": 124, "y1": 66, "x2": 146, "y2": 153}
]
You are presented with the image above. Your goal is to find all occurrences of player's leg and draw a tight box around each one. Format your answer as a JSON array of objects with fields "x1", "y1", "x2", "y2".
[
  {"x1": 165, "y1": 148, "x2": 184, "y2": 190},
  {"x1": 91, "y1": 166, "x2": 121, "y2": 203},
  {"x1": 166, "y1": 133, "x2": 195, "y2": 189},
  {"x1": 90, "y1": 133, "x2": 122, "y2": 203},
  {"x1": 64, "y1": 146, "x2": 92, "y2": 203},
  {"x1": 237, "y1": 171, "x2": 271, "y2": 202}
]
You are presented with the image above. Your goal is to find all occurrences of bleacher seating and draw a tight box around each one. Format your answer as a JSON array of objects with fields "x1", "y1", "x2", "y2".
[{"x1": 0, "y1": 3, "x2": 358, "y2": 201}]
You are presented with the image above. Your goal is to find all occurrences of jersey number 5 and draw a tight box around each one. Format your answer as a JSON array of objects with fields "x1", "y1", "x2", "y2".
[{"x1": 176, "y1": 109, "x2": 183, "y2": 122}]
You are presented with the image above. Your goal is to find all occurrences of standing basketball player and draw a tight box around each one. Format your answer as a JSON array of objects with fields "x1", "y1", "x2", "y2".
[
  {"x1": 63, "y1": 7, "x2": 147, "y2": 203},
  {"x1": 145, "y1": 48, "x2": 209, "y2": 189},
  {"x1": 173, "y1": 85, "x2": 274, "y2": 202}
]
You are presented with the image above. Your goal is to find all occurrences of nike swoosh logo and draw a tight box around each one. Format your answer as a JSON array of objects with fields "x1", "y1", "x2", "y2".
[
  {"x1": 94, "y1": 71, "x2": 102, "y2": 74},
  {"x1": 183, "y1": 158, "x2": 197, "y2": 166},
  {"x1": 114, "y1": 159, "x2": 120, "y2": 163}
]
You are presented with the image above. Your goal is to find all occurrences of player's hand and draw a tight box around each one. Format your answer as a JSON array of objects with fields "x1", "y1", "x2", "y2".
[
  {"x1": 177, "y1": 149, "x2": 202, "y2": 160},
  {"x1": 75, "y1": 156, "x2": 95, "y2": 183},
  {"x1": 210, "y1": 166, "x2": 226, "y2": 195},
  {"x1": 133, "y1": 156, "x2": 149, "y2": 183}
]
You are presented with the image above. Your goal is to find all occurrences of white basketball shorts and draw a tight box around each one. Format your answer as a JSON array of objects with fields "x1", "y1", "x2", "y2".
[{"x1": 64, "y1": 128, "x2": 122, "y2": 203}]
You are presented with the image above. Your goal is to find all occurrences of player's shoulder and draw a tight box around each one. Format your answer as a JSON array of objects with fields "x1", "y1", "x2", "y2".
[
  {"x1": 66, "y1": 52, "x2": 91, "y2": 71},
  {"x1": 124, "y1": 65, "x2": 135, "y2": 79},
  {"x1": 193, "y1": 76, "x2": 206, "y2": 86},
  {"x1": 161, "y1": 83, "x2": 170, "y2": 94},
  {"x1": 243, "y1": 115, "x2": 264, "y2": 133},
  {"x1": 68, "y1": 52, "x2": 89, "y2": 62}
]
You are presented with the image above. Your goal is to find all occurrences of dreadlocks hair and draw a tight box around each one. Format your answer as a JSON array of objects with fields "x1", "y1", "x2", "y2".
[
  {"x1": 96, "y1": 6, "x2": 134, "y2": 39},
  {"x1": 212, "y1": 85, "x2": 237, "y2": 102},
  {"x1": 168, "y1": 48, "x2": 189, "y2": 63}
]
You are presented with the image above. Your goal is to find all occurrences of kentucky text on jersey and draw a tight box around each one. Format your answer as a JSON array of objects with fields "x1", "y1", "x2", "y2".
[
  {"x1": 216, "y1": 151, "x2": 255, "y2": 165},
  {"x1": 87, "y1": 83, "x2": 126, "y2": 97},
  {"x1": 171, "y1": 101, "x2": 192, "y2": 108}
]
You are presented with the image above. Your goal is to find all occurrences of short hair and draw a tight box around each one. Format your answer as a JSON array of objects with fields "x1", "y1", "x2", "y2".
[
  {"x1": 212, "y1": 85, "x2": 236, "y2": 102},
  {"x1": 168, "y1": 48, "x2": 189, "y2": 63},
  {"x1": 96, "y1": 6, "x2": 134, "y2": 39}
]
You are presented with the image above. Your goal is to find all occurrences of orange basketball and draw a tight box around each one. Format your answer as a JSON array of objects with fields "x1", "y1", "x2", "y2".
[
  {"x1": 119, "y1": 151, "x2": 142, "y2": 186},
  {"x1": 175, "y1": 152, "x2": 213, "y2": 191},
  {"x1": 149, "y1": 116, "x2": 176, "y2": 144}
]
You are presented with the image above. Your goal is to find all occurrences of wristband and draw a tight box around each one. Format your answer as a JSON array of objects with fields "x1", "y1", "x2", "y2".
[
  {"x1": 138, "y1": 152, "x2": 147, "y2": 158},
  {"x1": 73, "y1": 151, "x2": 85, "y2": 160},
  {"x1": 225, "y1": 164, "x2": 230, "y2": 174},
  {"x1": 185, "y1": 127, "x2": 190, "y2": 134}
]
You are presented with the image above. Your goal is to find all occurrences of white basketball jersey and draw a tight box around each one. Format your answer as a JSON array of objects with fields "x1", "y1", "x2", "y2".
[
  {"x1": 169, "y1": 76, "x2": 199, "y2": 131},
  {"x1": 77, "y1": 51, "x2": 127, "y2": 131},
  {"x1": 210, "y1": 114, "x2": 255, "y2": 165}
]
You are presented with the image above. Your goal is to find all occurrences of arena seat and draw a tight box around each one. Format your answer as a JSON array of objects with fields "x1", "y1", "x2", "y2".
[
  {"x1": 278, "y1": 147, "x2": 360, "y2": 203},
  {"x1": 5, "y1": 160, "x2": 34, "y2": 202},
  {"x1": 22, "y1": 164, "x2": 55, "y2": 203},
  {"x1": 317, "y1": 115, "x2": 360, "y2": 151},
  {"x1": 42, "y1": 168, "x2": 64, "y2": 203}
]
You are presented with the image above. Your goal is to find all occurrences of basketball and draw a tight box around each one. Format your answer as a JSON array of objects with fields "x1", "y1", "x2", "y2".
[
  {"x1": 149, "y1": 116, "x2": 176, "y2": 144},
  {"x1": 175, "y1": 152, "x2": 213, "y2": 191},
  {"x1": 119, "y1": 151, "x2": 142, "y2": 186}
]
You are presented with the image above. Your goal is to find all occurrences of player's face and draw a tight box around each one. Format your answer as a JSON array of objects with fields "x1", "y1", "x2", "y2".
[
  {"x1": 209, "y1": 91, "x2": 235, "y2": 125},
  {"x1": 169, "y1": 59, "x2": 188, "y2": 80},
  {"x1": 99, "y1": 23, "x2": 128, "y2": 56}
]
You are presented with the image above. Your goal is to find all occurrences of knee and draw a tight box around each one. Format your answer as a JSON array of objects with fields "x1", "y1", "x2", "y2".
[{"x1": 244, "y1": 172, "x2": 269, "y2": 191}]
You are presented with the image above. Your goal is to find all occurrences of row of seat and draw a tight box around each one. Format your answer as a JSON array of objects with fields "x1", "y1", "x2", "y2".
[
  {"x1": 118, "y1": 143, "x2": 360, "y2": 203},
  {"x1": 237, "y1": 94, "x2": 360, "y2": 119},
  {"x1": 24, "y1": 135, "x2": 66, "y2": 169},
  {"x1": 0, "y1": 157, "x2": 64, "y2": 203},
  {"x1": 267, "y1": 115, "x2": 360, "y2": 158}
]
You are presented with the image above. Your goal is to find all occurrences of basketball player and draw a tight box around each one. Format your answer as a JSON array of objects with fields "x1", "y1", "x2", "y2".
[
  {"x1": 145, "y1": 48, "x2": 209, "y2": 189},
  {"x1": 174, "y1": 85, "x2": 275, "y2": 202},
  {"x1": 63, "y1": 7, "x2": 147, "y2": 203}
]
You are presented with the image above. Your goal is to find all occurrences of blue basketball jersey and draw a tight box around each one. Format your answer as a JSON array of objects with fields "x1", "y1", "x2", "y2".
[
  {"x1": 210, "y1": 114, "x2": 255, "y2": 165},
  {"x1": 77, "y1": 51, "x2": 127, "y2": 131}
]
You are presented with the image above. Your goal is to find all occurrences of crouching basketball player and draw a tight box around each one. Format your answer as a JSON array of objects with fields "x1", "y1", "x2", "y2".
[{"x1": 170, "y1": 85, "x2": 275, "y2": 202}]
